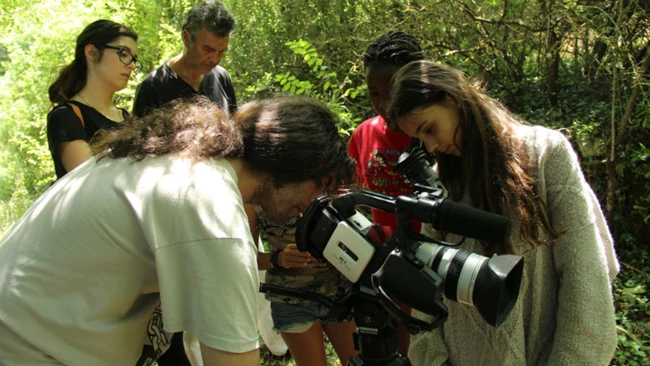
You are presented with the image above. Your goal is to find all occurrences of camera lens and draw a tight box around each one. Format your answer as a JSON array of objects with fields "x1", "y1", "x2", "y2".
[
  {"x1": 415, "y1": 244, "x2": 485, "y2": 305},
  {"x1": 414, "y1": 243, "x2": 523, "y2": 326}
]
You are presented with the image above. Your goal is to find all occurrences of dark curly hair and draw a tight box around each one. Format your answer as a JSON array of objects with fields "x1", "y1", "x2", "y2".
[
  {"x1": 91, "y1": 96, "x2": 242, "y2": 162},
  {"x1": 363, "y1": 31, "x2": 425, "y2": 69},
  {"x1": 91, "y1": 95, "x2": 354, "y2": 188},
  {"x1": 183, "y1": 0, "x2": 236, "y2": 39}
]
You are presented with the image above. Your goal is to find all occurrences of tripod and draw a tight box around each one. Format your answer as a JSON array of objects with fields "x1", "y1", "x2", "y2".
[
  {"x1": 347, "y1": 299, "x2": 410, "y2": 366},
  {"x1": 259, "y1": 283, "x2": 413, "y2": 366}
]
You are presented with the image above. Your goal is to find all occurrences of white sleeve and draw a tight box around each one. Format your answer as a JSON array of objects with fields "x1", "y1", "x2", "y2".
[
  {"x1": 136, "y1": 161, "x2": 259, "y2": 353},
  {"x1": 156, "y1": 237, "x2": 259, "y2": 353}
]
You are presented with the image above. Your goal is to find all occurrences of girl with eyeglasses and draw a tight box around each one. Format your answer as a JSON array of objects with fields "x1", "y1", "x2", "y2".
[{"x1": 47, "y1": 19, "x2": 140, "y2": 179}]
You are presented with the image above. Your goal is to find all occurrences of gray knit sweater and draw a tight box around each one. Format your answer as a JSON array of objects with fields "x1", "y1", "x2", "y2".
[{"x1": 408, "y1": 125, "x2": 619, "y2": 366}]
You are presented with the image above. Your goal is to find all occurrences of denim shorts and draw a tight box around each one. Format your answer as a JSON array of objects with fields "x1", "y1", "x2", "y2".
[{"x1": 270, "y1": 301, "x2": 338, "y2": 333}]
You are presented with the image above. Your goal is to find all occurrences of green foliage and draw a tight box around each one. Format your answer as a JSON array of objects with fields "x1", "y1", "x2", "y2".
[
  {"x1": 612, "y1": 238, "x2": 650, "y2": 366},
  {"x1": 242, "y1": 39, "x2": 365, "y2": 137},
  {"x1": 1, "y1": 1, "x2": 650, "y2": 363},
  {"x1": 629, "y1": 142, "x2": 650, "y2": 224},
  {"x1": 0, "y1": 0, "x2": 192, "y2": 235}
]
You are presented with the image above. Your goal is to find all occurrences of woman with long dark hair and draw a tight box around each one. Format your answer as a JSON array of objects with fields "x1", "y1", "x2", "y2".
[
  {"x1": 47, "y1": 19, "x2": 139, "y2": 179},
  {"x1": 388, "y1": 60, "x2": 619, "y2": 365}
]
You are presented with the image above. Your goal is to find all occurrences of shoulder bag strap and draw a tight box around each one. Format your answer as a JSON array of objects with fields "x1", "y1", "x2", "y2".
[{"x1": 67, "y1": 102, "x2": 85, "y2": 127}]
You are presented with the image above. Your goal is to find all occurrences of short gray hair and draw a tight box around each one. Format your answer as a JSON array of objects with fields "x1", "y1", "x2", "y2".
[{"x1": 182, "y1": 0, "x2": 236, "y2": 40}]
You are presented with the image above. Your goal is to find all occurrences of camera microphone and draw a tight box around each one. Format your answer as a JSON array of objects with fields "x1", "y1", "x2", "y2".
[
  {"x1": 396, "y1": 195, "x2": 511, "y2": 245},
  {"x1": 395, "y1": 138, "x2": 511, "y2": 245}
]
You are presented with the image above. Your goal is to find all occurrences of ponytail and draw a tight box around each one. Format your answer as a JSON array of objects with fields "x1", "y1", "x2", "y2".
[{"x1": 48, "y1": 57, "x2": 87, "y2": 104}]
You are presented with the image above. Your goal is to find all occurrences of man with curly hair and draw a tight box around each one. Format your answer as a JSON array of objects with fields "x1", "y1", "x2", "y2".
[{"x1": 0, "y1": 96, "x2": 354, "y2": 366}]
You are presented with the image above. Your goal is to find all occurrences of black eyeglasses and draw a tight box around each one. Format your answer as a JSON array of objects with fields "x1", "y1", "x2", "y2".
[{"x1": 100, "y1": 45, "x2": 141, "y2": 73}]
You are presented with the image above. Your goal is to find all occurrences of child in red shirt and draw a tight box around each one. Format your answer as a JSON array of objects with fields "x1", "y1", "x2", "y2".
[{"x1": 348, "y1": 30, "x2": 426, "y2": 357}]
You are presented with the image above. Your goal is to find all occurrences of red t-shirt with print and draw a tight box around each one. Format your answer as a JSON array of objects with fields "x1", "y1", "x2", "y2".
[{"x1": 348, "y1": 115, "x2": 422, "y2": 235}]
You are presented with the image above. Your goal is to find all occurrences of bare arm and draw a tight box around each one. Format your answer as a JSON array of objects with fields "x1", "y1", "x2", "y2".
[
  {"x1": 59, "y1": 139, "x2": 93, "y2": 174},
  {"x1": 257, "y1": 251, "x2": 272, "y2": 270},
  {"x1": 200, "y1": 342, "x2": 259, "y2": 366},
  {"x1": 257, "y1": 244, "x2": 312, "y2": 270},
  {"x1": 248, "y1": 204, "x2": 312, "y2": 270},
  {"x1": 244, "y1": 204, "x2": 260, "y2": 242},
  {"x1": 244, "y1": 204, "x2": 270, "y2": 270}
]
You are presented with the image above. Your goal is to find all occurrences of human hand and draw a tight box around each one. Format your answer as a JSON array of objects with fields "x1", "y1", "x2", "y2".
[{"x1": 278, "y1": 244, "x2": 312, "y2": 268}]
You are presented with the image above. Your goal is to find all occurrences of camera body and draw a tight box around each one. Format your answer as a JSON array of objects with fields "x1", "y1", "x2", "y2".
[
  {"x1": 257, "y1": 138, "x2": 525, "y2": 364},
  {"x1": 295, "y1": 138, "x2": 523, "y2": 328},
  {"x1": 296, "y1": 189, "x2": 523, "y2": 328},
  {"x1": 322, "y1": 211, "x2": 376, "y2": 282}
]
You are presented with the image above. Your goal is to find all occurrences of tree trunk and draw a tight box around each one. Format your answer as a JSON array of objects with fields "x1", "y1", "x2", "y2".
[
  {"x1": 538, "y1": 0, "x2": 561, "y2": 108},
  {"x1": 605, "y1": 33, "x2": 650, "y2": 224},
  {"x1": 547, "y1": 29, "x2": 560, "y2": 107}
]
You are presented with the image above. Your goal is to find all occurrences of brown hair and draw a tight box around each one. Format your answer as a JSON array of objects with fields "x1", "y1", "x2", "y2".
[
  {"x1": 388, "y1": 61, "x2": 558, "y2": 253},
  {"x1": 91, "y1": 96, "x2": 242, "y2": 161},
  {"x1": 92, "y1": 95, "x2": 355, "y2": 188},
  {"x1": 235, "y1": 95, "x2": 354, "y2": 187}
]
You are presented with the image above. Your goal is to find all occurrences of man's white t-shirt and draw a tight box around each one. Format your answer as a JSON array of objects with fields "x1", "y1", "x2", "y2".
[{"x1": 0, "y1": 155, "x2": 259, "y2": 365}]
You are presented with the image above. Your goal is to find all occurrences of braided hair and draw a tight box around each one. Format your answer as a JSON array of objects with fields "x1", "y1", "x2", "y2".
[{"x1": 363, "y1": 31, "x2": 425, "y2": 69}]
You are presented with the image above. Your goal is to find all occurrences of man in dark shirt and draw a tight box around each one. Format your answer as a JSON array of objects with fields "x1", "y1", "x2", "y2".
[
  {"x1": 132, "y1": 0, "x2": 237, "y2": 118},
  {"x1": 133, "y1": 3, "x2": 237, "y2": 364}
]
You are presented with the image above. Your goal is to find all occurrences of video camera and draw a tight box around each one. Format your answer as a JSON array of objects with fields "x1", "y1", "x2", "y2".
[{"x1": 260, "y1": 139, "x2": 523, "y2": 365}]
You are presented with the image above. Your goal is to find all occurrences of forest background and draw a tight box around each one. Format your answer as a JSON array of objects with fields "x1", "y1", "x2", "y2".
[{"x1": 0, "y1": 0, "x2": 648, "y2": 365}]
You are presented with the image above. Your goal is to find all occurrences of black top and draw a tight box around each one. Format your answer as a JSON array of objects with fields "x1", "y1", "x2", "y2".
[
  {"x1": 46, "y1": 101, "x2": 127, "y2": 179},
  {"x1": 132, "y1": 62, "x2": 238, "y2": 118}
]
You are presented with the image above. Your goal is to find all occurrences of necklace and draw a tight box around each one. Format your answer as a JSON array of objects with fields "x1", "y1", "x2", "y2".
[
  {"x1": 75, "y1": 94, "x2": 118, "y2": 121},
  {"x1": 76, "y1": 94, "x2": 95, "y2": 109}
]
